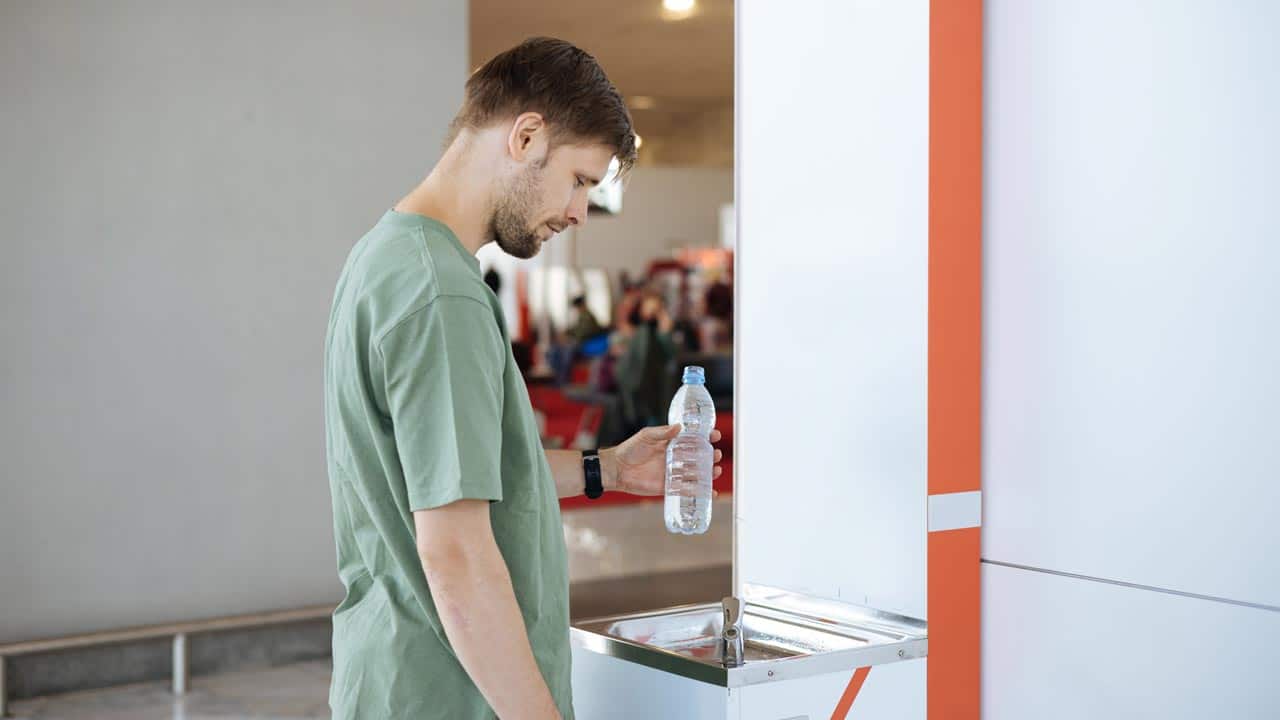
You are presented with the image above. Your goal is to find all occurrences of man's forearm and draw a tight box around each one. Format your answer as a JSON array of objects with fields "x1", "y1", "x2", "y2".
[
  {"x1": 421, "y1": 540, "x2": 561, "y2": 719},
  {"x1": 546, "y1": 448, "x2": 618, "y2": 498}
]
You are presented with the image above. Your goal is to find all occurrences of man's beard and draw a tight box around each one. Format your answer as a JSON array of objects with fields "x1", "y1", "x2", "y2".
[{"x1": 489, "y1": 162, "x2": 546, "y2": 260}]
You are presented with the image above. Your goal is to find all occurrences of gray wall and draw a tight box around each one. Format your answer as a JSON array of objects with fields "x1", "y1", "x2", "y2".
[{"x1": 0, "y1": 1, "x2": 466, "y2": 642}]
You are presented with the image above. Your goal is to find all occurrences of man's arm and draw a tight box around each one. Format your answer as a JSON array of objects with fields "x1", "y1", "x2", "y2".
[
  {"x1": 545, "y1": 426, "x2": 722, "y2": 499},
  {"x1": 546, "y1": 447, "x2": 618, "y2": 498},
  {"x1": 414, "y1": 500, "x2": 561, "y2": 720}
]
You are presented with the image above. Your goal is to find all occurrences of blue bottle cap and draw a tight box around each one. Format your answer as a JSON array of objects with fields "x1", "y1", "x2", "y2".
[{"x1": 683, "y1": 365, "x2": 706, "y2": 385}]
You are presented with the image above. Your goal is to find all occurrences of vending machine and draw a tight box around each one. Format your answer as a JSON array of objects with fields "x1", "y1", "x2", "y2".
[{"x1": 570, "y1": 1, "x2": 982, "y2": 718}]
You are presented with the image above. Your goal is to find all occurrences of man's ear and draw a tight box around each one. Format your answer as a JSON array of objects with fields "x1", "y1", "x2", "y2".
[{"x1": 507, "y1": 112, "x2": 548, "y2": 163}]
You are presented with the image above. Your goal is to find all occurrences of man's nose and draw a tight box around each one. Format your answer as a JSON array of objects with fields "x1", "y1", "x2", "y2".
[{"x1": 566, "y1": 196, "x2": 588, "y2": 227}]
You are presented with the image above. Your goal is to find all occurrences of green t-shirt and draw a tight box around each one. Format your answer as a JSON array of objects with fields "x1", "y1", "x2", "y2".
[{"x1": 323, "y1": 210, "x2": 573, "y2": 719}]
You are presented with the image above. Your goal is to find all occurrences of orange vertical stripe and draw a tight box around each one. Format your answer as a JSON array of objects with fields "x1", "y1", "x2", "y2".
[
  {"x1": 928, "y1": 0, "x2": 983, "y2": 498},
  {"x1": 831, "y1": 666, "x2": 872, "y2": 720},
  {"x1": 928, "y1": 1, "x2": 983, "y2": 720},
  {"x1": 928, "y1": 527, "x2": 982, "y2": 718}
]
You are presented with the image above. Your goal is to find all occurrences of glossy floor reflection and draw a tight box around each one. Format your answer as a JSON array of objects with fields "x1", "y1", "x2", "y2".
[
  {"x1": 9, "y1": 660, "x2": 332, "y2": 720},
  {"x1": 562, "y1": 497, "x2": 733, "y2": 582}
]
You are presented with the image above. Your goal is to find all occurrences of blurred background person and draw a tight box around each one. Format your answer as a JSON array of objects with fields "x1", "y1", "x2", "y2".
[{"x1": 598, "y1": 291, "x2": 676, "y2": 446}]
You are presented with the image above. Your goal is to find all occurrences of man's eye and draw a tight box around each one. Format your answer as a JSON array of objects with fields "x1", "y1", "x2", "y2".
[{"x1": 575, "y1": 177, "x2": 586, "y2": 188}]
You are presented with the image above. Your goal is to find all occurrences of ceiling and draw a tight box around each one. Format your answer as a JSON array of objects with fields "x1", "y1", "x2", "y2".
[{"x1": 470, "y1": 0, "x2": 734, "y2": 167}]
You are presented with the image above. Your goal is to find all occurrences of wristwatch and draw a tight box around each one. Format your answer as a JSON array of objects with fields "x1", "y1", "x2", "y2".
[{"x1": 582, "y1": 449, "x2": 604, "y2": 499}]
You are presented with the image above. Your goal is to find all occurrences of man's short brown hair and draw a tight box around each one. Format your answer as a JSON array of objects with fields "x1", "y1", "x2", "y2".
[{"x1": 450, "y1": 37, "x2": 638, "y2": 175}]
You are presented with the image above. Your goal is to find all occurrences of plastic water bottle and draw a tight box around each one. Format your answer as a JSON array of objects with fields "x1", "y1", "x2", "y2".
[{"x1": 665, "y1": 366, "x2": 716, "y2": 535}]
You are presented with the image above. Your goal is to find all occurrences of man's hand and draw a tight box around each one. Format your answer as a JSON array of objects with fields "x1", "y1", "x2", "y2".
[{"x1": 604, "y1": 425, "x2": 724, "y2": 496}]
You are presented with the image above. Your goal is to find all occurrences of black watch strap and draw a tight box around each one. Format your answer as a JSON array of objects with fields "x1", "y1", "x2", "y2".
[{"x1": 582, "y1": 449, "x2": 604, "y2": 499}]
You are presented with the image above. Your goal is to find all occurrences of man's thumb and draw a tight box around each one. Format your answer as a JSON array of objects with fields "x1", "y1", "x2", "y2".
[{"x1": 650, "y1": 424, "x2": 680, "y2": 441}]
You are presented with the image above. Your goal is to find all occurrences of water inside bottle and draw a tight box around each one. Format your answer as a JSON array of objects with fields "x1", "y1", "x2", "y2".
[{"x1": 664, "y1": 367, "x2": 716, "y2": 534}]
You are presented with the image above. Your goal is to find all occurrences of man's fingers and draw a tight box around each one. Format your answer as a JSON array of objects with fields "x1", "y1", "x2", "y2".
[
  {"x1": 714, "y1": 466, "x2": 723, "y2": 478},
  {"x1": 647, "y1": 424, "x2": 680, "y2": 442},
  {"x1": 645, "y1": 425, "x2": 721, "y2": 445},
  {"x1": 714, "y1": 449, "x2": 723, "y2": 463}
]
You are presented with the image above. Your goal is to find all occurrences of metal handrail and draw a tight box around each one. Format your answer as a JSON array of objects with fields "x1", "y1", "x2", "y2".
[{"x1": 0, "y1": 604, "x2": 333, "y2": 717}]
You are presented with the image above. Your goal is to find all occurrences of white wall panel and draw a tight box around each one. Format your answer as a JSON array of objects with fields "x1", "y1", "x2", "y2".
[
  {"x1": 983, "y1": 563, "x2": 1280, "y2": 719},
  {"x1": 737, "y1": 0, "x2": 929, "y2": 618},
  {"x1": 984, "y1": 0, "x2": 1280, "y2": 605}
]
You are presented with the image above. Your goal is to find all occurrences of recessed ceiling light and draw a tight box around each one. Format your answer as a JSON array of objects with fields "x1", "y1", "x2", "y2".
[
  {"x1": 635, "y1": 134, "x2": 644, "y2": 149},
  {"x1": 629, "y1": 96, "x2": 657, "y2": 110},
  {"x1": 662, "y1": 0, "x2": 696, "y2": 18}
]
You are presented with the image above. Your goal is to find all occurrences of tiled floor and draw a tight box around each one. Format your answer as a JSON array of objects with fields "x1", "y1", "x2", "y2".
[
  {"x1": 562, "y1": 496, "x2": 733, "y2": 582},
  {"x1": 571, "y1": 564, "x2": 732, "y2": 621},
  {"x1": 9, "y1": 660, "x2": 333, "y2": 719}
]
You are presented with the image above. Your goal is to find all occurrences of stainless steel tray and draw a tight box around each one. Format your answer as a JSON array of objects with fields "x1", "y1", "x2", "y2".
[{"x1": 571, "y1": 583, "x2": 928, "y2": 687}]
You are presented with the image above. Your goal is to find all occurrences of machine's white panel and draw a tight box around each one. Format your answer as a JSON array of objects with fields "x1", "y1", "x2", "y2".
[
  {"x1": 983, "y1": 563, "x2": 1280, "y2": 719},
  {"x1": 737, "y1": 0, "x2": 929, "y2": 619},
  {"x1": 570, "y1": 647, "x2": 731, "y2": 720},
  {"x1": 984, "y1": 0, "x2": 1280, "y2": 606},
  {"x1": 738, "y1": 660, "x2": 925, "y2": 720},
  {"x1": 571, "y1": 648, "x2": 924, "y2": 720}
]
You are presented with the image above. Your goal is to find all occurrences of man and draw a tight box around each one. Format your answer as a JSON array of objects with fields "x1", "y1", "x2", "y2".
[
  {"x1": 566, "y1": 296, "x2": 605, "y2": 344},
  {"x1": 547, "y1": 296, "x2": 605, "y2": 385},
  {"x1": 322, "y1": 38, "x2": 723, "y2": 719}
]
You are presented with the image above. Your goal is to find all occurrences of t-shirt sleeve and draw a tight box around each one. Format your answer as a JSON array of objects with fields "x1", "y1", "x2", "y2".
[{"x1": 378, "y1": 296, "x2": 505, "y2": 510}]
